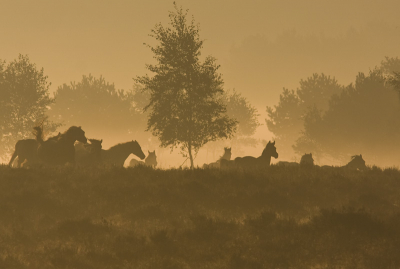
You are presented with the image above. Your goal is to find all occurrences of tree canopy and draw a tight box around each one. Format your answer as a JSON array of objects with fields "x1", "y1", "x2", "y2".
[
  {"x1": 295, "y1": 70, "x2": 400, "y2": 166},
  {"x1": 266, "y1": 73, "x2": 343, "y2": 160},
  {"x1": 135, "y1": 4, "x2": 237, "y2": 168},
  {"x1": 0, "y1": 54, "x2": 58, "y2": 159},
  {"x1": 48, "y1": 74, "x2": 146, "y2": 145}
]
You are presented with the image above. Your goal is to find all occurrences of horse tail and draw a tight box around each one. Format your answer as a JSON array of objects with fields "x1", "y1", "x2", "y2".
[
  {"x1": 33, "y1": 126, "x2": 44, "y2": 143},
  {"x1": 8, "y1": 143, "x2": 19, "y2": 167}
]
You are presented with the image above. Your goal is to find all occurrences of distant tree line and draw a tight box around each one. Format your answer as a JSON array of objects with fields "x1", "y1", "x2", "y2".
[{"x1": 266, "y1": 57, "x2": 400, "y2": 166}]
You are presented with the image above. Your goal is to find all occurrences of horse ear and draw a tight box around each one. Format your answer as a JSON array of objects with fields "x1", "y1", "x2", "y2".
[
  {"x1": 148, "y1": 150, "x2": 150, "y2": 154},
  {"x1": 79, "y1": 126, "x2": 81, "y2": 129},
  {"x1": 100, "y1": 139, "x2": 103, "y2": 143}
]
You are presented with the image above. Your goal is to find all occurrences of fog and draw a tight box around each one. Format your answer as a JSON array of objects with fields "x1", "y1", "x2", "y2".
[{"x1": 1, "y1": 0, "x2": 400, "y2": 168}]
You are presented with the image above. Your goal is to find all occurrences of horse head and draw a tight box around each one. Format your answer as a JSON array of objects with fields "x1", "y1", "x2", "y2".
[
  {"x1": 67, "y1": 126, "x2": 87, "y2": 144},
  {"x1": 130, "y1": 140, "x2": 145, "y2": 160},
  {"x1": 222, "y1": 147, "x2": 232, "y2": 160},
  {"x1": 262, "y1": 141, "x2": 279, "y2": 159},
  {"x1": 300, "y1": 153, "x2": 314, "y2": 166},
  {"x1": 348, "y1": 154, "x2": 366, "y2": 171},
  {"x1": 145, "y1": 150, "x2": 157, "y2": 167}
]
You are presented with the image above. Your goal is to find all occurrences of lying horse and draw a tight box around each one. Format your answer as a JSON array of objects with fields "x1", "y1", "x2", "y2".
[
  {"x1": 276, "y1": 153, "x2": 314, "y2": 168},
  {"x1": 221, "y1": 141, "x2": 278, "y2": 169},
  {"x1": 35, "y1": 126, "x2": 87, "y2": 165},
  {"x1": 129, "y1": 150, "x2": 157, "y2": 168},
  {"x1": 321, "y1": 154, "x2": 367, "y2": 171},
  {"x1": 75, "y1": 139, "x2": 103, "y2": 165},
  {"x1": 8, "y1": 132, "x2": 61, "y2": 167},
  {"x1": 102, "y1": 140, "x2": 145, "y2": 166},
  {"x1": 203, "y1": 147, "x2": 231, "y2": 169},
  {"x1": 344, "y1": 154, "x2": 367, "y2": 171}
]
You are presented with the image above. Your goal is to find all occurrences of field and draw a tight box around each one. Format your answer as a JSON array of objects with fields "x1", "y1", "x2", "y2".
[{"x1": 1, "y1": 164, "x2": 400, "y2": 269}]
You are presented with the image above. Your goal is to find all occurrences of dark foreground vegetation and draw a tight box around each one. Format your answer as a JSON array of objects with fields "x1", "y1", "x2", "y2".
[{"x1": 1, "y1": 165, "x2": 400, "y2": 269}]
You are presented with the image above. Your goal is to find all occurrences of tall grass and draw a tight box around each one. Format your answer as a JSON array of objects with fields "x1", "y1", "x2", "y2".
[{"x1": 0, "y1": 165, "x2": 400, "y2": 268}]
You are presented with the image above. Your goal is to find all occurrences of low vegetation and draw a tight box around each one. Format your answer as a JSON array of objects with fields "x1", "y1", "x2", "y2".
[{"x1": 1, "y1": 165, "x2": 400, "y2": 268}]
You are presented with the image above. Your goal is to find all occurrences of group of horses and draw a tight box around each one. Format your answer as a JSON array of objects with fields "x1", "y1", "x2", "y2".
[
  {"x1": 8, "y1": 125, "x2": 156, "y2": 168},
  {"x1": 203, "y1": 141, "x2": 367, "y2": 171},
  {"x1": 8, "y1": 126, "x2": 366, "y2": 171}
]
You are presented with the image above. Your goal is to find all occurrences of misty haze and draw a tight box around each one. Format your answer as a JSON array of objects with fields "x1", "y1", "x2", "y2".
[{"x1": 1, "y1": 1, "x2": 400, "y2": 268}]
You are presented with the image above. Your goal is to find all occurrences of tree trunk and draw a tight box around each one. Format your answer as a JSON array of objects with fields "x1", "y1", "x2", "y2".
[{"x1": 188, "y1": 140, "x2": 194, "y2": 169}]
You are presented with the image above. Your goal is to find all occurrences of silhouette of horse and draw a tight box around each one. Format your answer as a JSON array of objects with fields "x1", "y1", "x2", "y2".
[
  {"x1": 8, "y1": 132, "x2": 61, "y2": 167},
  {"x1": 320, "y1": 154, "x2": 367, "y2": 171},
  {"x1": 344, "y1": 154, "x2": 367, "y2": 171},
  {"x1": 75, "y1": 139, "x2": 103, "y2": 165},
  {"x1": 129, "y1": 150, "x2": 157, "y2": 168},
  {"x1": 102, "y1": 140, "x2": 145, "y2": 166},
  {"x1": 277, "y1": 153, "x2": 314, "y2": 168},
  {"x1": 300, "y1": 153, "x2": 314, "y2": 167},
  {"x1": 223, "y1": 141, "x2": 278, "y2": 168},
  {"x1": 203, "y1": 147, "x2": 231, "y2": 169},
  {"x1": 35, "y1": 126, "x2": 87, "y2": 165}
]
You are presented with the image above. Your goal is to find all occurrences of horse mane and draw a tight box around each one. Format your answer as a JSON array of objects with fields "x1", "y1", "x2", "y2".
[{"x1": 107, "y1": 140, "x2": 138, "y2": 152}]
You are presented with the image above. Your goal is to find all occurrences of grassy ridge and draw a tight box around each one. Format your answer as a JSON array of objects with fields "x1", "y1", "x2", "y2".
[{"x1": 1, "y1": 165, "x2": 400, "y2": 268}]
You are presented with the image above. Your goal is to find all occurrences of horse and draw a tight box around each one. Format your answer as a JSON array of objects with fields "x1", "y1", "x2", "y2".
[
  {"x1": 344, "y1": 154, "x2": 367, "y2": 171},
  {"x1": 203, "y1": 147, "x2": 231, "y2": 169},
  {"x1": 320, "y1": 154, "x2": 367, "y2": 171},
  {"x1": 101, "y1": 140, "x2": 145, "y2": 166},
  {"x1": 129, "y1": 150, "x2": 157, "y2": 168},
  {"x1": 75, "y1": 139, "x2": 103, "y2": 165},
  {"x1": 223, "y1": 141, "x2": 278, "y2": 169},
  {"x1": 34, "y1": 126, "x2": 87, "y2": 165},
  {"x1": 300, "y1": 153, "x2": 314, "y2": 168},
  {"x1": 276, "y1": 153, "x2": 314, "y2": 168},
  {"x1": 8, "y1": 132, "x2": 61, "y2": 167}
]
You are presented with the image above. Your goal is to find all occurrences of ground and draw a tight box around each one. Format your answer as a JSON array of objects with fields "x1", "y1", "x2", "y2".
[{"x1": 1, "y1": 165, "x2": 400, "y2": 268}]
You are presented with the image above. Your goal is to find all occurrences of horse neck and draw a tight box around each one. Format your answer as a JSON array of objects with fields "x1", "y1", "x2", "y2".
[
  {"x1": 259, "y1": 154, "x2": 272, "y2": 165},
  {"x1": 105, "y1": 144, "x2": 133, "y2": 163}
]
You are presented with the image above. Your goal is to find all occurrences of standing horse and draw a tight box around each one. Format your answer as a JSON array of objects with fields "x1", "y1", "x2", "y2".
[
  {"x1": 203, "y1": 147, "x2": 231, "y2": 169},
  {"x1": 8, "y1": 132, "x2": 61, "y2": 167},
  {"x1": 102, "y1": 140, "x2": 145, "y2": 166},
  {"x1": 75, "y1": 139, "x2": 103, "y2": 165},
  {"x1": 232, "y1": 141, "x2": 278, "y2": 168},
  {"x1": 35, "y1": 126, "x2": 87, "y2": 165},
  {"x1": 129, "y1": 150, "x2": 157, "y2": 168}
]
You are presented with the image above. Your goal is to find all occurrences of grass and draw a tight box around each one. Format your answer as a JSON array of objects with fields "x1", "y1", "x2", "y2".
[{"x1": 0, "y1": 164, "x2": 400, "y2": 268}]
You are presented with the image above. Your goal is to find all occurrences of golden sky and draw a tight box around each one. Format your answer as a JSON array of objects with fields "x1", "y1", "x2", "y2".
[{"x1": 1, "y1": 0, "x2": 400, "y2": 109}]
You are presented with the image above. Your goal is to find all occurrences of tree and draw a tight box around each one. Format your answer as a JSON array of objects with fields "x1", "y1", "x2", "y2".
[
  {"x1": 135, "y1": 4, "x2": 237, "y2": 168},
  {"x1": 48, "y1": 75, "x2": 147, "y2": 145},
  {"x1": 295, "y1": 70, "x2": 400, "y2": 166},
  {"x1": 266, "y1": 73, "x2": 344, "y2": 160},
  {"x1": 203, "y1": 89, "x2": 260, "y2": 160},
  {"x1": 0, "y1": 54, "x2": 58, "y2": 159}
]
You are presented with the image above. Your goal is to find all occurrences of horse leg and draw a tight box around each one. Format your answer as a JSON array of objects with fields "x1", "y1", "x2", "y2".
[{"x1": 8, "y1": 150, "x2": 19, "y2": 167}]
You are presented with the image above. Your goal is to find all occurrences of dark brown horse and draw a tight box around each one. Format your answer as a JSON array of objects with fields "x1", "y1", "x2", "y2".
[
  {"x1": 230, "y1": 141, "x2": 278, "y2": 168},
  {"x1": 102, "y1": 140, "x2": 145, "y2": 166},
  {"x1": 35, "y1": 126, "x2": 87, "y2": 165},
  {"x1": 129, "y1": 150, "x2": 157, "y2": 168},
  {"x1": 8, "y1": 132, "x2": 61, "y2": 167}
]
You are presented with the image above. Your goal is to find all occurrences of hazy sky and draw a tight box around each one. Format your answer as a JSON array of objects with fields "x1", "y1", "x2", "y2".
[{"x1": 1, "y1": 0, "x2": 400, "y2": 108}]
